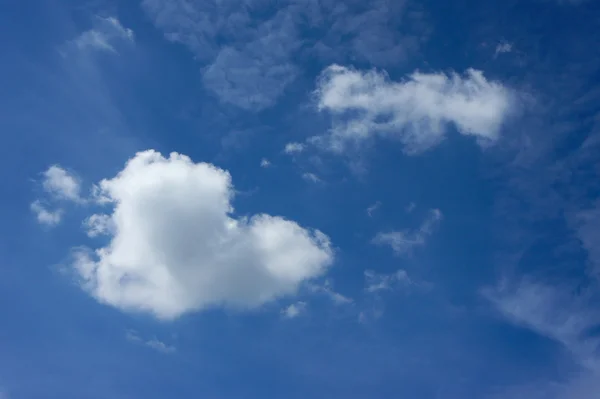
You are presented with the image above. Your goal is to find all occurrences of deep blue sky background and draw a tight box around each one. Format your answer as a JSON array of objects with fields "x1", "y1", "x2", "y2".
[{"x1": 1, "y1": 0, "x2": 600, "y2": 398}]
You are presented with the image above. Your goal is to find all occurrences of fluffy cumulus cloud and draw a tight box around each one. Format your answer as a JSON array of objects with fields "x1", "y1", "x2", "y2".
[
  {"x1": 67, "y1": 16, "x2": 134, "y2": 53},
  {"x1": 72, "y1": 150, "x2": 334, "y2": 320},
  {"x1": 374, "y1": 209, "x2": 442, "y2": 255},
  {"x1": 314, "y1": 65, "x2": 514, "y2": 153}
]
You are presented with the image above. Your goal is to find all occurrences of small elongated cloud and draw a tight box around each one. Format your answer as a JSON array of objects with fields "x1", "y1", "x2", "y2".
[
  {"x1": 495, "y1": 42, "x2": 513, "y2": 57},
  {"x1": 302, "y1": 173, "x2": 321, "y2": 183},
  {"x1": 574, "y1": 201, "x2": 600, "y2": 275},
  {"x1": 315, "y1": 65, "x2": 514, "y2": 153},
  {"x1": 69, "y1": 16, "x2": 134, "y2": 53},
  {"x1": 30, "y1": 201, "x2": 62, "y2": 226},
  {"x1": 374, "y1": 209, "x2": 443, "y2": 255},
  {"x1": 367, "y1": 201, "x2": 381, "y2": 217},
  {"x1": 72, "y1": 150, "x2": 334, "y2": 320},
  {"x1": 126, "y1": 330, "x2": 176, "y2": 354},
  {"x1": 42, "y1": 165, "x2": 82, "y2": 202},
  {"x1": 284, "y1": 142, "x2": 305, "y2": 154},
  {"x1": 364, "y1": 269, "x2": 412, "y2": 293},
  {"x1": 308, "y1": 280, "x2": 353, "y2": 305}
]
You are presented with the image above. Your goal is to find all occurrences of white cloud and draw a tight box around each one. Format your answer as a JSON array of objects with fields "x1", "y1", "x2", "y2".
[
  {"x1": 406, "y1": 202, "x2": 416, "y2": 213},
  {"x1": 574, "y1": 201, "x2": 600, "y2": 274},
  {"x1": 367, "y1": 201, "x2": 381, "y2": 217},
  {"x1": 495, "y1": 42, "x2": 513, "y2": 57},
  {"x1": 485, "y1": 279, "x2": 600, "y2": 369},
  {"x1": 302, "y1": 173, "x2": 321, "y2": 183},
  {"x1": 202, "y1": 45, "x2": 298, "y2": 110},
  {"x1": 143, "y1": 1, "x2": 298, "y2": 110},
  {"x1": 30, "y1": 201, "x2": 62, "y2": 226},
  {"x1": 485, "y1": 278, "x2": 600, "y2": 399},
  {"x1": 69, "y1": 16, "x2": 134, "y2": 53},
  {"x1": 373, "y1": 209, "x2": 443, "y2": 255},
  {"x1": 126, "y1": 330, "x2": 176, "y2": 354},
  {"x1": 314, "y1": 65, "x2": 514, "y2": 153},
  {"x1": 42, "y1": 165, "x2": 82, "y2": 202},
  {"x1": 71, "y1": 150, "x2": 334, "y2": 320},
  {"x1": 308, "y1": 280, "x2": 353, "y2": 305},
  {"x1": 364, "y1": 269, "x2": 412, "y2": 293},
  {"x1": 141, "y1": 0, "x2": 424, "y2": 111},
  {"x1": 260, "y1": 158, "x2": 271, "y2": 168},
  {"x1": 282, "y1": 301, "x2": 306, "y2": 318},
  {"x1": 83, "y1": 214, "x2": 113, "y2": 237},
  {"x1": 284, "y1": 142, "x2": 306, "y2": 154}
]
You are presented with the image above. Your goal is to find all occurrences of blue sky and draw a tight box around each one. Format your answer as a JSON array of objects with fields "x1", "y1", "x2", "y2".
[{"x1": 1, "y1": 0, "x2": 600, "y2": 398}]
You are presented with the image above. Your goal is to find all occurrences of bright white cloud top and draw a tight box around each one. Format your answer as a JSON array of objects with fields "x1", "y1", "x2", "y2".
[
  {"x1": 315, "y1": 65, "x2": 514, "y2": 153},
  {"x1": 71, "y1": 150, "x2": 334, "y2": 320}
]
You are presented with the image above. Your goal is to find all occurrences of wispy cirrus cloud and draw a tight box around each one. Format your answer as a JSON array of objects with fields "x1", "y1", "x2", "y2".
[
  {"x1": 141, "y1": 0, "x2": 428, "y2": 111},
  {"x1": 485, "y1": 278, "x2": 600, "y2": 399},
  {"x1": 373, "y1": 209, "x2": 443, "y2": 255},
  {"x1": 364, "y1": 269, "x2": 412, "y2": 293},
  {"x1": 64, "y1": 16, "x2": 134, "y2": 54},
  {"x1": 126, "y1": 330, "x2": 176, "y2": 354}
]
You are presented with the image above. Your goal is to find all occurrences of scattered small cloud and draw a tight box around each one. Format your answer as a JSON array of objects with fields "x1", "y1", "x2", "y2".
[
  {"x1": 126, "y1": 330, "x2": 176, "y2": 354},
  {"x1": 302, "y1": 172, "x2": 322, "y2": 183},
  {"x1": 308, "y1": 280, "x2": 353, "y2": 305},
  {"x1": 30, "y1": 201, "x2": 62, "y2": 227},
  {"x1": 405, "y1": 202, "x2": 416, "y2": 213},
  {"x1": 42, "y1": 165, "x2": 82, "y2": 202},
  {"x1": 373, "y1": 209, "x2": 443, "y2": 255},
  {"x1": 284, "y1": 142, "x2": 306, "y2": 155},
  {"x1": 367, "y1": 201, "x2": 381, "y2": 217},
  {"x1": 260, "y1": 158, "x2": 271, "y2": 168},
  {"x1": 66, "y1": 16, "x2": 134, "y2": 54},
  {"x1": 70, "y1": 150, "x2": 334, "y2": 320},
  {"x1": 282, "y1": 301, "x2": 307, "y2": 319},
  {"x1": 314, "y1": 64, "x2": 515, "y2": 154},
  {"x1": 364, "y1": 269, "x2": 412, "y2": 293},
  {"x1": 494, "y1": 41, "x2": 513, "y2": 57}
]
